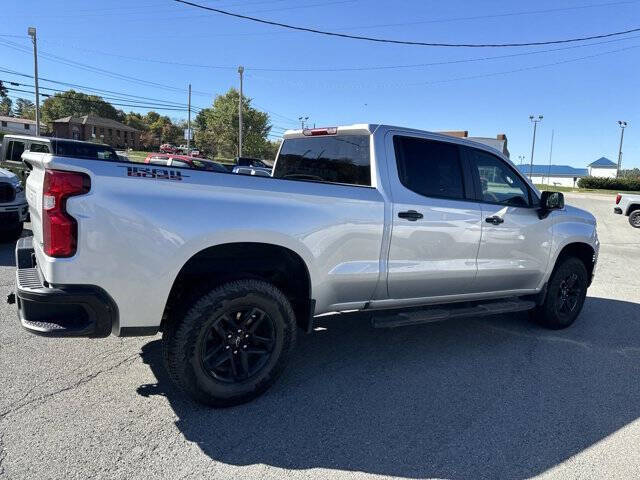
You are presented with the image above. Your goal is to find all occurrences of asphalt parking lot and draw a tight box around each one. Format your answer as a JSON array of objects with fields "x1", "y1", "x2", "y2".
[{"x1": 1, "y1": 192, "x2": 639, "y2": 480}]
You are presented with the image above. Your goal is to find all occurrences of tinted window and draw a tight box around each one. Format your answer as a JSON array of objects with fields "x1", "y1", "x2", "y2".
[
  {"x1": 467, "y1": 148, "x2": 530, "y2": 207},
  {"x1": 191, "y1": 159, "x2": 227, "y2": 172},
  {"x1": 393, "y1": 136, "x2": 465, "y2": 200},
  {"x1": 170, "y1": 159, "x2": 190, "y2": 167},
  {"x1": 53, "y1": 141, "x2": 118, "y2": 161},
  {"x1": 273, "y1": 135, "x2": 370, "y2": 186},
  {"x1": 149, "y1": 155, "x2": 169, "y2": 166},
  {"x1": 7, "y1": 141, "x2": 25, "y2": 162},
  {"x1": 29, "y1": 143, "x2": 50, "y2": 153}
]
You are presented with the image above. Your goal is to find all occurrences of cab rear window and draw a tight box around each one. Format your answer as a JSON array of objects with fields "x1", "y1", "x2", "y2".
[
  {"x1": 52, "y1": 140, "x2": 118, "y2": 161},
  {"x1": 273, "y1": 135, "x2": 371, "y2": 186}
]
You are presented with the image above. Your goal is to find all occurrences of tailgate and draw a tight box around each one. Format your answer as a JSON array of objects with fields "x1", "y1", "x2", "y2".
[{"x1": 22, "y1": 152, "x2": 46, "y2": 246}]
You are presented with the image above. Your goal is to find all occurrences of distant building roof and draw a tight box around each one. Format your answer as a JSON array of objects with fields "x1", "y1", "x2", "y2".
[
  {"x1": 588, "y1": 157, "x2": 617, "y2": 167},
  {"x1": 516, "y1": 164, "x2": 588, "y2": 177},
  {"x1": 0, "y1": 115, "x2": 41, "y2": 125},
  {"x1": 52, "y1": 114, "x2": 139, "y2": 133}
]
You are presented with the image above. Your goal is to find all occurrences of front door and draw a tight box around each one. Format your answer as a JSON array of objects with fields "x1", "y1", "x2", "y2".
[
  {"x1": 464, "y1": 146, "x2": 553, "y2": 293},
  {"x1": 386, "y1": 134, "x2": 483, "y2": 300}
]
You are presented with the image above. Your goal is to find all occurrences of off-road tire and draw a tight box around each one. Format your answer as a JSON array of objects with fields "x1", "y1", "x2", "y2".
[
  {"x1": 532, "y1": 257, "x2": 588, "y2": 330},
  {"x1": 162, "y1": 279, "x2": 296, "y2": 407},
  {"x1": 629, "y1": 209, "x2": 640, "y2": 228}
]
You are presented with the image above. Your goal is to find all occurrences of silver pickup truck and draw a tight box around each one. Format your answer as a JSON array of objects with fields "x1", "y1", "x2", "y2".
[
  {"x1": 11, "y1": 124, "x2": 599, "y2": 406},
  {"x1": 614, "y1": 192, "x2": 640, "y2": 228}
]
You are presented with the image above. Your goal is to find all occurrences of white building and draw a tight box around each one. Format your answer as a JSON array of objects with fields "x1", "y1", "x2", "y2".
[
  {"x1": 0, "y1": 115, "x2": 43, "y2": 136},
  {"x1": 517, "y1": 165, "x2": 588, "y2": 188},
  {"x1": 587, "y1": 157, "x2": 617, "y2": 178}
]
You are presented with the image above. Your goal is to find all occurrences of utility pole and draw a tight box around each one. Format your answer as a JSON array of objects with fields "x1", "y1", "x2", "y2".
[
  {"x1": 617, "y1": 120, "x2": 628, "y2": 177},
  {"x1": 186, "y1": 83, "x2": 191, "y2": 153},
  {"x1": 238, "y1": 66, "x2": 244, "y2": 157},
  {"x1": 298, "y1": 116, "x2": 309, "y2": 129},
  {"x1": 518, "y1": 155, "x2": 525, "y2": 166},
  {"x1": 529, "y1": 115, "x2": 543, "y2": 178},
  {"x1": 546, "y1": 129, "x2": 554, "y2": 185},
  {"x1": 27, "y1": 27, "x2": 40, "y2": 136}
]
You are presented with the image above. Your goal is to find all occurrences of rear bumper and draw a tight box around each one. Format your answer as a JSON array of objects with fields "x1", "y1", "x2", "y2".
[
  {"x1": 614, "y1": 207, "x2": 623, "y2": 214},
  {"x1": 0, "y1": 202, "x2": 28, "y2": 228},
  {"x1": 14, "y1": 236, "x2": 117, "y2": 338}
]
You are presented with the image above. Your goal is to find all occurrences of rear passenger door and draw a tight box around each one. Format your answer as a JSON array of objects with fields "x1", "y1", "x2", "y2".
[
  {"x1": 386, "y1": 134, "x2": 483, "y2": 300},
  {"x1": 463, "y1": 146, "x2": 552, "y2": 293}
]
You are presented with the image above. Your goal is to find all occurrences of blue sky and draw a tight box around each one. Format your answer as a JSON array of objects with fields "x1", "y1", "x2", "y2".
[{"x1": 1, "y1": 0, "x2": 639, "y2": 168}]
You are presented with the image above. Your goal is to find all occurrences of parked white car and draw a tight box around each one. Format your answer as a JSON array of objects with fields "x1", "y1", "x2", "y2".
[
  {"x1": 614, "y1": 192, "x2": 640, "y2": 228},
  {"x1": 11, "y1": 124, "x2": 599, "y2": 407}
]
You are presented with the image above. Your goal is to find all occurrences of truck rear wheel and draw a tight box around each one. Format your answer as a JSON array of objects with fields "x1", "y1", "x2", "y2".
[
  {"x1": 532, "y1": 257, "x2": 588, "y2": 330},
  {"x1": 162, "y1": 279, "x2": 296, "y2": 407},
  {"x1": 629, "y1": 210, "x2": 640, "y2": 228}
]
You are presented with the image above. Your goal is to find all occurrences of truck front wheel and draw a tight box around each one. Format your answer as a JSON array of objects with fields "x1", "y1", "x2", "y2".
[
  {"x1": 532, "y1": 257, "x2": 588, "y2": 330},
  {"x1": 162, "y1": 279, "x2": 296, "y2": 407}
]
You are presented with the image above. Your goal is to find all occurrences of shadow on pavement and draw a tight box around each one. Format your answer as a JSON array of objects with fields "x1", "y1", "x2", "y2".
[{"x1": 139, "y1": 296, "x2": 640, "y2": 479}]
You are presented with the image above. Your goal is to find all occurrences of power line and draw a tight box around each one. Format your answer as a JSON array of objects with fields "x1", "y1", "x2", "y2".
[
  {"x1": 36, "y1": 33, "x2": 640, "y2": 73},
  {"x1": 174, "y1": 0, "x2": 640, "y2": 48},
  {"x1": 247, "y1": 43, "x2": 640, "y2": 90},
  {"x1": 0, "y1": 66, "x2": 204, "y2": 110},
  {"x1": 3, "y1": 81, "x2": 197, "y2": 113},
  {"x1": 3, "y1": 86, "x2": 192, "y2": 112}
]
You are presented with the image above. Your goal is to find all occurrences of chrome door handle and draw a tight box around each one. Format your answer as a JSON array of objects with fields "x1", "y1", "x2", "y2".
[
  {"x1": 398, "y1": 210, "x2": 423, "y2": 221},
  {"x1": 485, "y1": 216, "x2": 504, "y2": 225}
]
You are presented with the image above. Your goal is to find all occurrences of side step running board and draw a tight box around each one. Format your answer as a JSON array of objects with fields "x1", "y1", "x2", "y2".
[{"x1": 371, "y1": 299, "x2": 536, "y2": 329}]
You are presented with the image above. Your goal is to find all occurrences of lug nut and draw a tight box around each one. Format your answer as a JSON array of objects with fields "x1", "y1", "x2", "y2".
[
  {"x1": 233, "y1": 350, "x2": 238, "y2": 354},
  {"x1": 245, "y1": 334, "x2": 249, "y2": 338},
  {"x1": 227, "y1": 334, "x2": 232, "y2": 338},
  {"x1": 237, "y1": 329, "x2": 242, "y2": 333},
  {"x1": 243, "y1": 345, "x2": 247, "y2": 349},
  {"x1": 225, "y1": 345, "x2": 230, "y2": 350}
]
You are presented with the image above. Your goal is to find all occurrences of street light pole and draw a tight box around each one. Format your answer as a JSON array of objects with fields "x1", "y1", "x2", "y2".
[
  {"x1": 186, "y1": 83, "x2": 191, "y2": 153},
  {"x1": 617, "y1": 121, "x2": 628, "y2": 177},
  {"x1": 518, "y1": 155, "x2": 525, "y2": 166},
  {"x1": 529, "y1": 115, "x2": 543, "y2": 178},
  {"x1": 298, "y1": 116, "x2": 309, "y2": 129},
  {"x1": 27, "y1": 27, "x2": 40, "y2": 136},
  {"x1": 238, "y1": 66, "x2": 244, "y2": 157}
]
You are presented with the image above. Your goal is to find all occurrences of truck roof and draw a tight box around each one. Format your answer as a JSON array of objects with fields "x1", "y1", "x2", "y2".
[{"x1": 281, "y1": 123, "x2": 508, "y2": 159}]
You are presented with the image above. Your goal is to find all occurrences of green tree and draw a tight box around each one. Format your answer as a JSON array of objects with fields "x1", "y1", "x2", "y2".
[
  {"x1": 13, "y1": 98, "x2": 35, "y2": 119},
  {"x1": 0, "y1": 97, "x2": 12, "y2": 116},
  {"x1": 195, "y1": 88, "x2": 272, "y2": 159},
  {"x1": 0, "y1": 81, "x2": 7, "y2": 98},
  {"x1": 123, "y1": 111, "x2": 148, "y2": 132},
  {"x1": 41, "y1": 90, "x2": 121, "y2": 122}
]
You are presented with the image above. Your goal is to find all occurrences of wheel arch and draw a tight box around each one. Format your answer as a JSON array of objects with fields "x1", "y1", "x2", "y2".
[
  {"x1": 552, "y1": 242, "x2": 596, "y2": 286},
  {"x1": 627, "y1": 203, "x2": 640, "y2": 215},
  {"x1": 162, "y1": 242, "x2": 314, "y2": 333}
]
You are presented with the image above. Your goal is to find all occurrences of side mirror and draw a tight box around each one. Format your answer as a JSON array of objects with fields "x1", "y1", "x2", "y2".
[{"x1": 539, "y1": 191, "x2": 564, "y2": 218}]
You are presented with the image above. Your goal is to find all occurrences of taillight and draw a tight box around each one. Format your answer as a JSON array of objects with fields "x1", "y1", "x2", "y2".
[
  {"x1": 303, "y1": 127, "x2": 338, "y2": 136},
  {"x1": 615, "y1": 194, "x2": 622, "y2": 205},
  {"x1": 42, "y1": 170, "x2": 91, "y2": 258}
]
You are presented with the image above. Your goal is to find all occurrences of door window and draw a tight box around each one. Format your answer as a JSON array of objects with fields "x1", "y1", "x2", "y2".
[
  {"x1": 393, "y1": 136, "x2": 465, "y2": 200},
  {"x1": 7, "y1": 141, "x2": 25, "y2": 162},
  {"x1": 467, "y1": 149, "x2": 530, "y2": 207}
]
